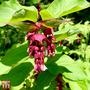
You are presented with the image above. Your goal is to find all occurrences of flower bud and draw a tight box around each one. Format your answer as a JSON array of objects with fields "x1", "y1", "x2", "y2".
[
  {"x1": 50, "y1": 53, "x2": 53, "y2": 59},
  {"x1": 34, "y1": 46, "x2": 39, "y2": 51},
  {"x1": 40, "y1": 46, "x2": 45, "y2": 51},
  {"x1": 51, "y1": 43, "x2": 55, "y2": 49},
  {"x1": 35, "y1": 59, "x2": 39, "y2": 64}
]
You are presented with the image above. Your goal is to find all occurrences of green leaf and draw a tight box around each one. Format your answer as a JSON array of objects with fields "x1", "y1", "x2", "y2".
[
  {"x1": 68, "y1": 80, "x2": 89, "y2": 90},
  {"x1": 85, "y1": 80, "x2": 90, "y2": 90},
  {"x1": 31, "y1": 70, "x2": 57, "y2": 90},
  {"x1": 46, "y1": 81, "x2": 57, "y2": 90},
  {"x1": 76, "y1": 81, "x2": 88, "y2": 90},
  {"x1": 46, "y1": 64, "x2": 70, "y2": 75},
  {"x1": 0, "y1": 62, "x2": 11, "y2": 75},
  {"x1": 63, "y1": 72, "x2": 87, "y2": 81},
  {"x1": 64, "y1": 77, "x2": 88, "y2": 90},
  {"x1": 9, "y1": 22, "x2": 38, "y2": 32},
  {"x1": 53, "y1": 23, "x2": 80, "y2": 41},
  {"x1": 56, "y1": 55, "x2": 87, "y2": 80},
  {"x1": 0, "y1": 62, "x2": 33, "y2": 86},
  {"x1": 40, "y1": 0, "x2": 90, "y2": 20},
  {"x1": 0, "y1": 0, "x2": 38, "y2": 27},
  {"x1": 0, "y1": 43, "x2": 29, "y2": 75},
  {"x1": 69, "y1": 81, "x2": 82, "y2": 90},
  {"x1": 39, "y1": 19, "x2": 72, "y2": 28},
  {"x1": 54, "y1": 23, "x2": 88, "y2": 41},
  {"x1": 46, "y1": 54, "x2": 87, "y2": 81},
  {"x1": 0, "y1": 43, "x2": 28, "y2": 66},
  {"x1": 40, "y1": 10, "x2": 54, "y2": 20},
  {"x1": 9, "y1": 6, "x2": 38, "y2": 23}
]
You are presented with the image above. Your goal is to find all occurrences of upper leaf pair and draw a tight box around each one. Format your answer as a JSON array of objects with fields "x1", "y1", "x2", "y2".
[{"x1": 0, "y1": 0, "x2": 90, "y2": 32}]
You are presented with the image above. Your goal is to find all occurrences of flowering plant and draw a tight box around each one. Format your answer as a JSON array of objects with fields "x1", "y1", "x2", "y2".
[{"x1": 0, "y1": 0, "x2": 90, "y2": 90}]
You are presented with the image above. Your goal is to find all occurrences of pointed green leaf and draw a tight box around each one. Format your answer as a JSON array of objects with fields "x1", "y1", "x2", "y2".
[
  {"x1": 9, "y1": 6, "x2": 38, "y2": 23},
  {"x1": 0, "y1": 43, "x2": 28, "y2": 66},
  {"x1": 0, "y1": 43, "x2": 29, "y2": 75},
  {"x1": 0, "y1": 0, "x2": 38, "y2": 27},
  {"x1": 0, "y1": 62, "x2": 33, "y2": 86},
  {"x1": 32, "y1": 70, "x2": 57, "y2": 90},
  {"x1": 40, "y1": 0, "x2": 90, "y2": 20}
]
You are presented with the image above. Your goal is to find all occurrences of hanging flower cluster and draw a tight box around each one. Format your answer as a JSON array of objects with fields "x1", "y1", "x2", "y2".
[
  {"x1": 27, "y1": 25, "x2": 56, "y2": 73},
  {"x1": 55, "y1": 74, "x2": 64, "y2": 90}
]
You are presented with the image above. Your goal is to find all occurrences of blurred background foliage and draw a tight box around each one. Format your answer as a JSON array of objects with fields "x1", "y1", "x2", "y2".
[{"x1": 0, "y1": 0, "x2": 90, "y2": 61}]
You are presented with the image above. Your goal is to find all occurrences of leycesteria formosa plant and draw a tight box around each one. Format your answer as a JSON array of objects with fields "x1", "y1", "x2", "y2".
[{"x1": 0, "y1": 0, "x2": 90, "y2": 90}]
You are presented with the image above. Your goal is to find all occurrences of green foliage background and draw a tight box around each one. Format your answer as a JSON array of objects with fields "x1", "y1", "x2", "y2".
[{"x1": 0, "y1": 0, "x2": 90, "y2": 90}]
